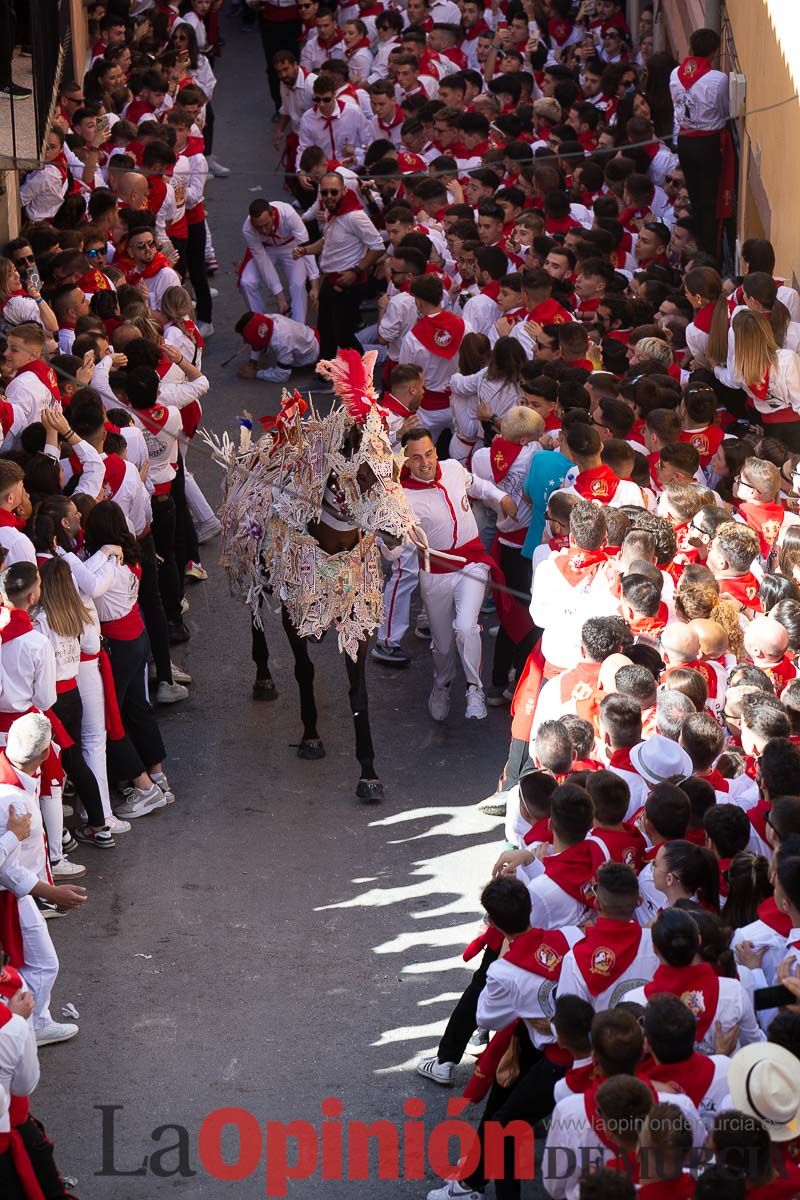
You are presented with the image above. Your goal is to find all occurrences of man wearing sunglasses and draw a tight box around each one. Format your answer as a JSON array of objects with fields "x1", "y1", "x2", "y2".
[
  {"x1": 294, "y1": 171, "x2": 382, "y2": 358},
  {"x1": 296, "y1": 76, "x2": 368, "y2": 161},
  {"x1": 126, "y1": 225, "x2": 182, "y2": 313}
]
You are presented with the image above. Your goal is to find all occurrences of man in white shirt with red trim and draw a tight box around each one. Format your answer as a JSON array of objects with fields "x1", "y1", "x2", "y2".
[
  {"x1": 2, "y1": 325, "x2": 62, "y2": 453},
  {"x1": 294, "y1": 170, "x2": 383, "y2": 359},
  {"x1": 400, "y1": 427, "x2": 516, "y2": 721},
  {"x1": 669, "y1": 27, "x2": 730, "y2": 255},
  {"x1": 398, "y1": 274, "x2": 468, "y2": 443},
  {"x1": 296, "y1": 76, "x2": 369, "y2": 160},
  {"x1": 272, "y1": 51, "x2": 317, "y2": 176},
  {"x1": 239, "y1": 198, "x2": 319, "y2": 323}
]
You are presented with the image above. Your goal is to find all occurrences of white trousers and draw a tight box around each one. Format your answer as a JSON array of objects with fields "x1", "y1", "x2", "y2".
[
  {"x1": 239, "y1": 251, "x2": 309, "y2": 323},
  {"x1": 419, "y1": 564, "x2": 488, "y2": 691},
  {"x1": 18, "y1": 894, "x2": 58, "y2": 1031},
  {"x1": 79, "y1": 659, "x2": 112, "y2": 821},
  {"x1": 419, "y1": 405, "x2": 453, "y2": 443},
  {"x1": 377, "y1": 543, "x2": 419, "y2": 646}
]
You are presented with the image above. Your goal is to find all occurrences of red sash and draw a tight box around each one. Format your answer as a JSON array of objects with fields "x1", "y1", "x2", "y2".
[
  {"x1": 677, "y1": 55, "x2": 713, "y2": 90},
  {"x1": 80, "y1": 649, "x2": 126, "y2": 741},
  {"x1": 573, "y1": 465, "x2": 620, "y2": 502},
  {"x1": 641, "y1": 1050, "x2": 715, "y2": 1108},
  {"x1": 411, "y1": 311, "x2": 464, "y2": 360},
  {"x1": 12, "y1": 360, "x2": 61, "y2": 405},
  {"x1": 572, "y1": 918, "x2": 644, "y2": 997},
  {"x1": 644, "y1": 961, "x2": 720, "y2": 1042},
  {"x1": 542, "y1": 841, "x2": 604, "y2": 906},
  {"x1": 490, "y1": 436, "x2": 524, "y2": 483}
]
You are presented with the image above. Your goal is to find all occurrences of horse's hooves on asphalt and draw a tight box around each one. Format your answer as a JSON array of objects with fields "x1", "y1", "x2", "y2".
[
  {"x1": 356, "y1": 779, "x2": 384, "y2": 803},
  {"x1": 297, "y1": 739, "x2": 326, "y2": 760},
  {"x1": 252, "y1": 677, "x2": 278, "y2": 701}
]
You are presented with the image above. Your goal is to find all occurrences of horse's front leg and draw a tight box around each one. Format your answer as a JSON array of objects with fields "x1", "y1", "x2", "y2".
[
  {"x1": 281, "y1": 606, "x2": 325, "y2": 760},
  {"x1": 346, "y1": 639, "x2": 383, "y2": 803}
]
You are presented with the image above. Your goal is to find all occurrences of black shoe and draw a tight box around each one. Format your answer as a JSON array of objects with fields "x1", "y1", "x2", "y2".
[
  {"x1": 0, "y1": 83, "x2": 32, "y2": 100},
  {"x1": 167, "y1": 620, "x2": 191, "y2": 645},
  {"x1": 252, "y1": 676, "x2": 277, "y2": 701}
]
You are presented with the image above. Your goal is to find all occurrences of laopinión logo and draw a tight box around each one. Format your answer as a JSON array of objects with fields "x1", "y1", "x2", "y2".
[{"x1": 96, "y1": 1097, "x2": 535, "y2": 1196}]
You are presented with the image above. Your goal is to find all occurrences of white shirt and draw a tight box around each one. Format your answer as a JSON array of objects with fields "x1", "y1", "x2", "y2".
[
  {"x1": 398, "y1": 316, "x2": 470, "y2": 395},
  {"x1": 139, "y1": 264, "x2": 182, "y2": 314},
  {"x1": 4, "y1": 370, "x2": 61, "y2": 450},
  {"x1": 19, "y1": 163, "x2": 68, "y2": 222},
  {"x1": 477, "y1": 929, "x2": 584, "y2": 1047},
  {"x1": 280, "y1": 66, "x2": 317, "y2": 132},
  {"x1": 525, "y1": 871, "x2": 592, "y2": 931},
  {"x1": 0, "y1": 768, "x2": 46, "y2": 890},
  {"x1": 556, "y1": 925, "x2": 660, "y2": 1012},
  {"x1": 530, "y1": 549, "x2": 619, "y2": 671},
  {"x1": 378, "y1": 292, "x2": 418, "y2": 360},
  {"x1": 471, "y1": 442, "x2": 536, "y2": 544},
  {"x1": 0, "y1": 523, "x2": 36, "y2": 569},
  {"x1": 462, "y1": 291, "x2": 501, "y2": 338},
  {"x1": 669, "y1": 64, "x2": 730, "y2": 134},
  {"x1": 0, "y1": 294, "x2": 43, "y2": 338},
  {"x1": 0, "y1": 624, "x2": 56, "y2": 717},
  {"x1": 626, "y1": 975, "x2": 765, "y2": 1054},
  {"x1": 318, "y1": 203, "x2": 383, "y2": 275},
  {"x1": 266, "y1": 314, "x2": 319, "y2": 365},
  {"x1": 403, "y1": 458, "x2": 506, "y2": 553},
  {"x1": 297, "y1": 101, "x2": 369, "y2": 158},
  {"x1": 0, "y1": 1012, "x2": 39, "y2": 1133}
]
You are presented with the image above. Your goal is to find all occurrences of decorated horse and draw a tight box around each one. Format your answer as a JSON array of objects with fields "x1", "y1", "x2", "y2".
[{"x1": 202, "y1": 350, "x2": 417, "y2": 802}]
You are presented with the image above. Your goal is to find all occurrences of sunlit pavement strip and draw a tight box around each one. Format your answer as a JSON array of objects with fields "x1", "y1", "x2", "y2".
[{"x1": 316, "y1": 804, "x2": 503, "y2": 1076}]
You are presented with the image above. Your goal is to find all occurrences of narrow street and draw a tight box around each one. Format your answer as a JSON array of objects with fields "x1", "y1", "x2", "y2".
[{"x1": 39, "y1": 15, "x2": 513, "y2": 1197}]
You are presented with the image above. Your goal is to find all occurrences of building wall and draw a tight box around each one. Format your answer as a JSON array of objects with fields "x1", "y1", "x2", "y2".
[{"x1": 717, "y1": 0, "x2": 800, "y2": 283}]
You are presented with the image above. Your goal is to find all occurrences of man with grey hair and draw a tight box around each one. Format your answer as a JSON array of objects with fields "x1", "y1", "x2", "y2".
[
  {"x1": 655, "y1": 689, "x2": 694, "y2": 741},
  {"x1": 0, "y1": 714, "x2": 87, "y2": 1047}
]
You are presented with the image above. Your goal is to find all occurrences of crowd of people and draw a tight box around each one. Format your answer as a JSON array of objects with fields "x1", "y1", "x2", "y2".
[{"x1": 3, "y1": 0, "x2": 800, "y2": 1195}]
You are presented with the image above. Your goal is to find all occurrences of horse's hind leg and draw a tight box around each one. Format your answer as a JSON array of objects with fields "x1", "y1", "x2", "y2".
[
  {"x1": 251, "y1": 611, "x2": 277, "y2": 701},
  {"x1": 281, "y1": 606, "x2": 325, "y2": 759},
  {"x1": 346, "y1": 640, "x2": 383, "y2": 803}
]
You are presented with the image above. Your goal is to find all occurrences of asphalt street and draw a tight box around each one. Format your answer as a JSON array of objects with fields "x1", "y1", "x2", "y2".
[{"x1": 38, "y1": 15, "x2": 523, "y2": 1198}]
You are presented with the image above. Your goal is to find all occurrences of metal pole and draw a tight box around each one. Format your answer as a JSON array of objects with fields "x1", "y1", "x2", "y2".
[
  {"x1": 652, "y1": 0, "x2": 666, "y2": 53},
  {"x1": 629, "y1": 0, "x2": 641, "y2": 47},
  {"x1": 705, "y1": 0, "x2": 722, "y2": 32}
]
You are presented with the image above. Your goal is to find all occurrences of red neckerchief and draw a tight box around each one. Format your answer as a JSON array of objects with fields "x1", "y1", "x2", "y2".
[
  {"x1": 627, "y1": 604, "x2": 668, "y2": 638},
  {"x1": 762, "y1": 656, "x2": 797, "y2": 694},
  {"x1": 490, "y1": 436, "x2": 524, "y2": 483},
  {"x1": 544, "y1": 411, "x2": 561, "y2": 432},
  {"x1": 719, "y1": 572, "x2": 763, "y2": 612},
  {"x1": 127, "y1": 251, "x2": 171, "y2": 282},
  {"x1": 504, "y1": 927, "x2": 570, "y2": 979},
  {"x1": 131, "y1": 403, "x2": 172, "y2": 435},
  {"x1": 679, "y1": 423, "x2": 723, "y2": 466},
  {"x1": 529, "y1": 297, "x2": 572, "y2": 325},
  {"x1": 379, "y1": 393, "x2": 412, "y2": 420},
  {"x1": 542, "y1": 841, "x2": 604, "y2": 905},
  {"x1": 462, "y1": 16, "x2": 489, "y2": 39},
  {"x1": 0, "y1": 609, "x2": 33, "y2": 643},
  {"x1": 584, "y1": 1076, "x2": 656, "y2": 1162},
  {"x1": 242, "y1": 313, "x2": 274, "y2": 352},
  {"x1": 12, "y1": 359, "x2": 61, "y2": 404},
  {"x1": 563, "y1": 1059, "x2": 602, "y2": 1095},
  {"x1": 746, "y1": 1169, "x2": 800, "y2": 1200},
  {"x1": 0, "y1": 509, "x2": 26, "y2": 530},
  {"x1": 480, "y1": 280, "x2": 502, "y2": 302},
  {"x1": 757, "y1": 896, "x2": 791, "y2": 937},
  {"x1": 738, "y1": 501, "x2": 785, "y2": 559},
  {"x1": 749, "y1": 363, "x2": 772, "y2": 403},
  {"x1": 77, "y1": 267, "x2": 112, "y2": 294},
  {"x1": 620, "y1": 204, "x2": 653, "y2": 232},
  {"x1": 701, "y1": 768, "x2": 730, "y2": 794},
  {"x1": 410, "y1": 310, "x2": 464, "y2": 359},
  {"x1": 344, "y1": 36, "x2": 371, "y2": 58},
  {"x1": 178, "y1": 316, "x2": 205, "y2": 350},
  {"x1": 590, "y1": 825, "x2": 646, "y2": 873},
  {"x1": 400, "y1": 463, "x2": 442, "y2": 490},
  {"x1": 692, "y1": 300, "x2": 717, "y2": 333},
  {"x1": 324, "y1": 187, "x2": 363, "y2": 223},
  {"x1": 574, "y1": 464, "x2": 620, "y2": 502},
  {"x1": 317, "y1": 30, "x2": 344, "y2": 50},
  {"x1": 608, "y1": 747, "x2": 637, "y2": 774},
  {"x1": 547, "y1": 533, "x2": 569, "y2": 551},
  {"x1": 523, "y1": 815, "x2": 554, "y2": 847},
  {"x1": 677, "y1": 55, "x2": 714, "y2": 89},
  {"x1": 377, "y1": 108, "x2": 404, "y2": 133},
  {"x1": 545, "y1": 214, "x2": 580, "y2": 235},
  {"x1": 50, "y1": 151, "x2": 70, "y2": 184},
  {"x1": 553, "y1": 546, "x2": 608, "y2": 587},
  {"x1": 572, "y1": 918, "x2": 644, "y2": 997},
  {"x1": 640, "y1": 1050, "x2": 715, "y2": 1108},
  {"x1": 644, "y1": 962, "x2": 720, "y2": 1042}
]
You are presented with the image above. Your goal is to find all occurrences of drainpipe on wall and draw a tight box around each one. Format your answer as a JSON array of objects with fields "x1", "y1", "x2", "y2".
[
  {"x1": 628, "y1": 0, "x2": 640, "y2": 43},
  {"x1": 704, "y1": 0, "x2": 722, "y2": 33},
  {"x1": 652, "y1": 0, "x2": 665, "y2": 52}
]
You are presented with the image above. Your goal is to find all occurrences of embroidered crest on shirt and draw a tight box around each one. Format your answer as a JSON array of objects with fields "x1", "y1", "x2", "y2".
[
  {"x1": 433, "y1": 328, "x2": 452, "y2": 347},
  {"x1": 680, "y1": 988, "x2": 706, "y2": 1016},
  {"x1": 590, "y1": 947, "x2": 616, "y2": 977}
]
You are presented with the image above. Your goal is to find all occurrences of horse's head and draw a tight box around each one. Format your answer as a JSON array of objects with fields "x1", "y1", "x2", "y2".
[{"x1": 330, "y1": 409, "x2": 416, "y2": 544}]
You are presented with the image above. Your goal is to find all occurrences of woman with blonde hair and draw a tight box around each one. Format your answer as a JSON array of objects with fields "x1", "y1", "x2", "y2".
[
  {"x1": 0, "y1": 257, "x2": 57, "y2": 339},
  {"x1": 34, "y1": 558, "x2": 116, "y2": 850},
  {"x1": 726, "y1": 309, "x2": 800, "y2": 449},
  {"x1": 160, "y1": 285, "x2": 204, "y2": 369}
]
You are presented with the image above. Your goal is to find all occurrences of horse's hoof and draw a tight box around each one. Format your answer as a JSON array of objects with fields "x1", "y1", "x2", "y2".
[
  {"x1": 297, "y1": 738, "x2": 326, "y2": 760},
  {"x1": 252, "y1": 677, "x2": 277, "y2": 701},
  {"x1": 356, "y1": 778, "x2": 384, "y2": 803}
]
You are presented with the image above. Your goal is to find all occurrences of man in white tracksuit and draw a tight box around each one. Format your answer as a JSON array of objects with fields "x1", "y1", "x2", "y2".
[
  {"x1": 238, "y1": 199, "x2": 319, "y2": 322},
  {"x1": 400, "y1": 428, "x2": 517, "y2": 722}
]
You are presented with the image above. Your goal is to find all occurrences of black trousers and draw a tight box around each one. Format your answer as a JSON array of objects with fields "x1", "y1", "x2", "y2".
[
  {"x1": 437, "y1": 946, "x2": 499, "y2": 1065},
  {"x1": 137, "y1": 531, "x2": 172, "y2": 685},
  {"x1": 0, "y1": 1113, "x2": 79, "y2": 1199},
  {"x1": 677, "y1": 130, "x2": 722, "y2": 256},
  {"x1": 492, "y1": 545, "x2": 534, "y2": 688},
  {"x1": 464, "y1": 1027, "x2": 565, "y2": 1200},
  {"x1": 151, "y1": 493, "x2": 182, "y2": 623},
  {"x1": 0, "y1": 0, "x2": 14, "y2": 87},
  {"x1": 52, "y1": 687, "x2": 105, "y2": 827},
  {"x1": 259, "y1": 15, "x2": 302, "y2": 110},
  {"x1": 172, "y1": 451, "x2": 199, "y2": 582},
  {"x1": 185, "y1": 221, "x2": 213, "y2": 322},
  {"x1": 317, "y1": 277, "x2": 366, "y2": 360},
  {"x1": 106, "y1": 631, "x2": 166, "y2": 779},
  {"x1": 203, "y1": 101, "x2": 215, "y2": 156}
]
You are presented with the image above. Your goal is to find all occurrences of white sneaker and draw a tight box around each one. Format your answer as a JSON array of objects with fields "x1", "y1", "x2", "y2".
[
  {"x1": 197, "y1": 321, "x2": 214, "y2": 337},
  {"x1": 115, "y1": 784, "x2": 166, "y2": 819},
  {"x1": 478, "y1": 790, "x2": 507, "y2": 817},
  {"x1": 157, "y1": 680, "x2": 189, "y2": 704},
  {"x1": 36, "y1": 1020, "x2": 79, "y2": 1046},
  {"x1": 427, "y1": 1182, "x2": 483, "y2": 1200},
  {"x1": 196, "y1": 516, "x2": 222, "y2": 544},
  {"x1": 106, "y1": 815, "x2": 131, "y2": 834},
  {"x1": 50, "y1": 856, "x2": 86, "y2": 880},
  {"x1": 416, "y1": 1056, "x2": 455, "y2": 1086},
  {"x1": 151, "y1": 772, "x2": 175, "y2": 805},
  {"x1": 257, "y1": 366, "x2": 292, "y2": 383},
  {"x1": 428, "y1": 685, "x2": 451, "y2": 722},
  {"x1": 207, "y1": 157, "x2": 230, "y2": 177},
  {"x1": 465, "y1": 686, "x2": 487, "y2": 720}
]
